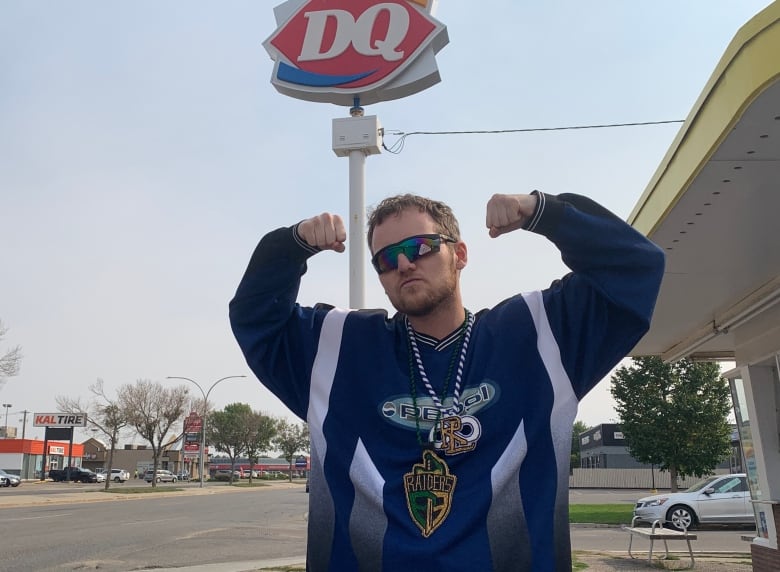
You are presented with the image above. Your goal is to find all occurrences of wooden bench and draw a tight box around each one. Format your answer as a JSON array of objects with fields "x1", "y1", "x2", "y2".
[{"x1": 622, "y1": 517, "x2": 698, "y2": 567}]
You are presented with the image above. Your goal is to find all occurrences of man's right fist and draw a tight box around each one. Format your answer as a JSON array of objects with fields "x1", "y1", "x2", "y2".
[{"x1": 298, "y1": 213, "x2": 347, "y2": 253}]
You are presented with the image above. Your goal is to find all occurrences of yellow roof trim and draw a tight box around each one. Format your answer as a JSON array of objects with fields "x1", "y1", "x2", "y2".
[{"x1": 628, "y1": 1, "x2": 780, "y2": 234}]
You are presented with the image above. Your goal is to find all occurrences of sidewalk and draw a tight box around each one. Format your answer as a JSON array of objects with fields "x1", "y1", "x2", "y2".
[
  {"x1": 0, "y1": 477, "x2": 300, "y2": 509},
  {"x1": 134, "y1": 551, "x2": 752, "y2": 572},
  {"x1": 573, "y1": 551, "x2": 752, "y2": 571}
]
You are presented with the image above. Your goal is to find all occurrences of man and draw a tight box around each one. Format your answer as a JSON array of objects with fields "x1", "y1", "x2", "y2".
[{"x1": 230, "y1": 191, "x2": 664, "y2": 571}]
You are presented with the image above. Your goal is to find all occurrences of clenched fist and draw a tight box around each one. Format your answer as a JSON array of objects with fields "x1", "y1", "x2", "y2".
[
  {"x1": 298, "y1": 213, "x2": 347, "y2": 252},
  {"x1": 486, "y1": 193, "x2": 539, "y2": 238}
]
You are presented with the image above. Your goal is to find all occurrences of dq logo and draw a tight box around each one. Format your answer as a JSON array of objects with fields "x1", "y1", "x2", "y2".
[{"x1": 264, "y1": 0, "x2": 448, "y2": 105}]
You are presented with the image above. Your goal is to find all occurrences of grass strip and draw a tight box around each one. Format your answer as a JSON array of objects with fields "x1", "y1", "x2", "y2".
[{"x1": 569, "y1": 503, "x2": 634, "y2": 525}]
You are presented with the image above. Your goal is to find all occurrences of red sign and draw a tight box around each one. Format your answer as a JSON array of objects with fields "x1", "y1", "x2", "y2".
[
  {"x1": 264, "y1": 0, "x2": 448, "y2": 105},
  {"x1": 184, "y1": 412, "x2": 203, "y2": 434},
  {"x1": 184, "y1": 443, "x2": 201, "y2": 452}
]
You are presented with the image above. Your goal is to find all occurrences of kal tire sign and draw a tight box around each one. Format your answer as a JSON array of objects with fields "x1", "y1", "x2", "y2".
[{"x1": 264, "y1": 0, "x2": 449, "y2": 106}]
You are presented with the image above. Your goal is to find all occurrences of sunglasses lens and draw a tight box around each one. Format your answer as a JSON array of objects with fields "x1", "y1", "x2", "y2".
[{"x1": 373, "y1": 235, "x2": 441, "y2": 273}]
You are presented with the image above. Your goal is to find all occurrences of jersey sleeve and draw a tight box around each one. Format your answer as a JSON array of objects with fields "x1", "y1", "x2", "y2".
[
  {"x1": 527, "y1": 192, "x2": 665, "y2": 399},
  {"x1": 228, "y1": 225, "x2": 330, "y2": 419}
]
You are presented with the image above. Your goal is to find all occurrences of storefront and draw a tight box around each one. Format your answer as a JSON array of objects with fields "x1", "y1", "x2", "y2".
[
  {"x1": 0, "y1": 438, "x2": 85, "y2": 479},
  {"x1": 629, "y1": 2, "x2": 780, "y2": 568}
]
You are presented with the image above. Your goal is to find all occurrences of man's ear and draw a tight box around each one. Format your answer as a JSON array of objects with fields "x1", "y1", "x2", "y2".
[{"x1": 455, "y1": 241, "x2": 467, "y2": 270}]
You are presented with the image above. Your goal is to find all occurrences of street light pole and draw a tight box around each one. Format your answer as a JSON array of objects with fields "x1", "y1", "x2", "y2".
[
  {"x1": 166, "y1": 376, "x2": 246, "y2": 488},
  {"x1": 1, "y1": 403, "x2": 12, "y2": 438}
]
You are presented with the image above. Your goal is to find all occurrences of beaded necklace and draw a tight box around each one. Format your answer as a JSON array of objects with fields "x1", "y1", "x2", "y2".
[
  {"x1": 405, "y1": 310, "x2": 475, "y2": 448},
  {"x1": 402, "y1": 309, "x2": 479, "y2": 537}
]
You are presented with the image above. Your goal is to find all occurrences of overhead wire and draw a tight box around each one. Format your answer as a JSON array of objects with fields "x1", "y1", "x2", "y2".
[{"x1": 381, "y1": 119, "x2": 685, "y2": 154}]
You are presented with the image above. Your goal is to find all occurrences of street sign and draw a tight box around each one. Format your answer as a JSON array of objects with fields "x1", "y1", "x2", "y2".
[{"x1": 295, "y1": 456, "x2": 308, "y2": 468}]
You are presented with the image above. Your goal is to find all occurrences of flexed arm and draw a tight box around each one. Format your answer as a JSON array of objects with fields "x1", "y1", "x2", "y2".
[{"x1": 229, "y1": 212, "x2": 346, "y2": 418}]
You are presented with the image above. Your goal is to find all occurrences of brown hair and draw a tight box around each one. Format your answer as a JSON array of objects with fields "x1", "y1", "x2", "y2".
[{"x1": 366, "y1": 194, "x2": 461, "y2": 252}]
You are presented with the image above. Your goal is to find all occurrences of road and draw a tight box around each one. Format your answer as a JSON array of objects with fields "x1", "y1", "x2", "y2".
[
  {"x1": 0, "y1": 484, "x2": 308, "y2": 571},
  {"x1": 0, "y1": 484, "x2": 753, "y2": 571}
]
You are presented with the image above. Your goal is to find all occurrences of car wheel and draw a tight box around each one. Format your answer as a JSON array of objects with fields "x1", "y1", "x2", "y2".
[
  {"x1": 172, "y1": 477, "x2": 177, "y2": 483},
  {"x1": 114, "y1": 477, "x2": 121, "y2": 482},
  {"x1": 156, "y1": 477, "x2": 161, "y2": 483},
  {"x1": 666, "y1": 505, "x2": 696, "y2": 531}
]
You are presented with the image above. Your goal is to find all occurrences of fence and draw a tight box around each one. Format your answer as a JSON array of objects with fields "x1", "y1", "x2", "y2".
[{"x1": 569, "y1": 468, "x2": 730, "y2": 489}]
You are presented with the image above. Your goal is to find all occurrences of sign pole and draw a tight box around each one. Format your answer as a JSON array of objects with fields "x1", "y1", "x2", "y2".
[
  {"x1": 41, "y1": 431, "x2": 48, "y2": 481},
  {"x1": 348, "y1": 101, "x2": 366, "y2": 309},
  {"x1": 334, "y1": 99, "x2": 382, "y2": 309},
  {"x1": 348, "y1": 147, "x2": 366, "y2": 309}
]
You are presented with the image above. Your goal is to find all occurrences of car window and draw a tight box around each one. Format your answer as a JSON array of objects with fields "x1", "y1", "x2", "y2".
[
  {"x1": 685, "y1": 475, "x2": 720, "y2": 492},
  {"x1": 714, "y1": 477, "x2": 744, "y2": 493}
]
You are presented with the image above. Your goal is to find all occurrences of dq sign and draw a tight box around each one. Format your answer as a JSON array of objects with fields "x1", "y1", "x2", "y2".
[{"x1": 264, "y1": 0, "x2": 449, "y2": 106}]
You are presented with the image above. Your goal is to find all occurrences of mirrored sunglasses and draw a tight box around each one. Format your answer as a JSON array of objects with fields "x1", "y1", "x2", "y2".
[{"x1": 371, "y1": 234, "x2": 456, "y2": 274}]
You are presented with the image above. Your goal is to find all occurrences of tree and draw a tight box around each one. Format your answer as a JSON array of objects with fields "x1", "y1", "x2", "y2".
[
  {"x1": 273, "y1": 419, "x2": 309, "y2": 482},
  {"x1": 118, "y1": 380, "x2": 189, "y2": 487},
  {"x1": 0, "y1": 319, "x2": 22, "y2": 390},
  {"x1": 571, "y1": 420, "x2": 590, "y2": 470},
  {"x1": 208, "y1": 403, "x2": 252, "y2": 483},
  {"x1": 242, "y1": 411, "x2": 277, "y2": 483},
  {"x1": 611, "y1": 356, "x2": 732, "y2": 491},
  {"x1": 56, "y1": 378, "x2": 129, "y2": 490}
]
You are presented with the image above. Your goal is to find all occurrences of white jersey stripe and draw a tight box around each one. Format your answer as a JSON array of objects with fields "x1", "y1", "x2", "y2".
[
  {"x1": 309, "y1": 308, "x2": 351, "y2": 450},
  {"x1": 522, "y1": 291, "x2": 579, "y2": 559},
  {"x1": 307, "y1": 308, "x2": 351, "y2": 571}
]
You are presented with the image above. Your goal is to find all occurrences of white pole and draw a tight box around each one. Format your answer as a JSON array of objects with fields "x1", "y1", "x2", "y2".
[
  {"x1": 348, "y1": 148, "x2": 366, "y2": 309},
  {"x1": 332, "y1": 100, "x2": 382, "y2": 311}
]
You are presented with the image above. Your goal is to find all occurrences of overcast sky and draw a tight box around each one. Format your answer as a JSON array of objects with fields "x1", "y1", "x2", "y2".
[{"x1": 1, "y1": 1, "x2": 772, "y2": 442}]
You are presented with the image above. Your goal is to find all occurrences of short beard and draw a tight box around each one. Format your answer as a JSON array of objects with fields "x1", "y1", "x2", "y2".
[{"x1": 389, "y1": 264, "x2": 459, "y2": 318}]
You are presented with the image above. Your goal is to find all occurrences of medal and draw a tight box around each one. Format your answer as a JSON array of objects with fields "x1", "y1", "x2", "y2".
[
  {"x1": 404, "y1": 450, "x2": 457, "y2": 538},
  {"x1": 428, "y1": 414, "x2": 482, "y2": 455}
]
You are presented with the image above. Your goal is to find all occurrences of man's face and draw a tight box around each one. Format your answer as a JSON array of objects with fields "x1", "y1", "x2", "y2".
[{"x1": 371, "y1": 208, "x2": 465, "y2": 317}]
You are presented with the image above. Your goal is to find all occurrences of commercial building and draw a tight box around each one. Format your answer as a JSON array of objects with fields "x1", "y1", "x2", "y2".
[
  {"x1": 0, "y1": 438, "x2": 85, "y2": 479},
  {"x1": 579, "y1": 423, "x2": 742, "y2": 472}
]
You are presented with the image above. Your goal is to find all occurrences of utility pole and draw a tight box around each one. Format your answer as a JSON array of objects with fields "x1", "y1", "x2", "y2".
[
  {"x1": 20, "y1": 410, "x2": 30, "y2": 479},
  {"x1": 20, "y1": 409, "x2": 30, "y2": 439}
]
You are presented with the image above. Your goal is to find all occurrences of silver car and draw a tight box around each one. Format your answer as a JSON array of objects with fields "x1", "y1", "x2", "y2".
[
  {"x1": 0, "y1": 469, "x2": 22, "y2": 487},
  {"x1": 144, "y1": 469, "x2": 178, "y2": 483},
  {"x1": 633, "y1": 473, "x2": 754, "y2": 531}
]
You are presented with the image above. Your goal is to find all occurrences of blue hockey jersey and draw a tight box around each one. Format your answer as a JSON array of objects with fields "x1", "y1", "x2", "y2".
[{"x1": 229, "y1": 192, "x2": 664, "y2": 571}]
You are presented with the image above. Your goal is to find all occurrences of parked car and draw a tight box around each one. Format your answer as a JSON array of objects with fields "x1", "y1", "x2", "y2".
[
  {"x1": 213, "y1": 469, "x2": 241, "y2": 480},
  {"x1": 144, "y1": 469, "x2": 178, "y2": 483},
  {"x1": 176, "y1": 471, "x2": 190, "y2": 481},
  {"x1": 49, "y1": 467, "x2": 100, "y2": 483},
  {"x1": 110, "y1": 469, "x2": 130, "y2": 482},
  {"x1": 95, "y1": 471, "x2": 106, "y2": 483},
  {"x1": 0, "y1": 469, "x2": 21, "y2": 487},
  {"x1": 633, "y1": 473, "x2": 754, "y2": 531}
]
